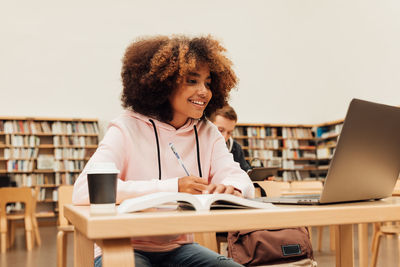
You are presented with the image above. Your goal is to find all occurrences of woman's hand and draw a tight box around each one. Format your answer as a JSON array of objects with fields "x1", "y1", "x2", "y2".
[
  {"x1": 178, "y1": 176, "x2": 209, "y2": 194},
  {"x1": 203, "y1": 184, "x2": 243, "y2": 197},
  {"x1": 178, "y1": 177, "x2": 243, "y2": 197}
]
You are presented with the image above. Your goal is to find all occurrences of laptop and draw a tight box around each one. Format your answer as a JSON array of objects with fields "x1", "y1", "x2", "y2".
[
  {"x1": 258, "y1": 98, "x2": 400, "y2": 205},
  {"x1": 247, "y1": 167, "x2": 279, "y2": 181}
]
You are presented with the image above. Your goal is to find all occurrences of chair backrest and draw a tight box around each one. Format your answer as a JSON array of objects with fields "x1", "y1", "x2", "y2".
[
  {"x1": 31, "y1": 187, "x2": 39, "y2": 215},
  {"x1": 58, "y1": 185, "x2": 74, "y2": 227},
  {"x1": 0, "y1": 187, "x2": 33, "y2": 217},
  {"x1": 0, "y1": 187, "x2": 34, "y2": 236},
  {"x1": 290, "y1": 181, "x2": 323, "y2": 190},
  {"x1": 254, "y1": 181, "x2": 290, "y2": 197}
]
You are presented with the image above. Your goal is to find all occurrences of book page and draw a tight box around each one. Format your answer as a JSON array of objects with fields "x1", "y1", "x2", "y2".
[
  {"x1": 118, "y1": 192, "x2": 201, "y2": 213},
  {"x1": 118, "y1": 192, "x2": 275, "y2": 213},
  {"x1": 193, "y1": 194, "x2": 276, "y2": 211},
  {"x1": 178, "y1": 194, "x2": 276, "y2": 211}
]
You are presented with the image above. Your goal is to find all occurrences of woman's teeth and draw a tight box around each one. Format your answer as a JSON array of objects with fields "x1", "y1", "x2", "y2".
[{"x1": 190, "y1": 100, "x2": 205, "y2": 105}]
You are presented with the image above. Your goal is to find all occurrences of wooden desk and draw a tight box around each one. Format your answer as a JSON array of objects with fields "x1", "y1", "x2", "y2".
[{"x1": 65, "y1": 197, "x2": 400, "y2": 267}]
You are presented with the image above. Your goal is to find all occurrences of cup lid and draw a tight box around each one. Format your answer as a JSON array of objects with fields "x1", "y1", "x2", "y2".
[{"x1": 87, "y1": 162, "x2": 120, "y2": 174}]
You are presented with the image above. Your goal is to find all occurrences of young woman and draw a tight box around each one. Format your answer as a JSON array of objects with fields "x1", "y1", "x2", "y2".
[{"x1": 72, "y1": 35, "x2": 254, "y2": 267}]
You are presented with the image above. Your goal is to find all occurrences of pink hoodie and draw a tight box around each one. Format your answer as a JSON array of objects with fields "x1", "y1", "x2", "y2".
[{"x1": 73, "y1": 110, "x2": 254, "y2": 255}]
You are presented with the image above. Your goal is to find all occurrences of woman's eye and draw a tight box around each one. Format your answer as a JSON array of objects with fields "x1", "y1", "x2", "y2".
[
  {"x1": 205, "y1": 82, "x2": 211, "y2": 89},
  {"x1": 187, "y1": 79, "x2": 197, "y2": 84}
]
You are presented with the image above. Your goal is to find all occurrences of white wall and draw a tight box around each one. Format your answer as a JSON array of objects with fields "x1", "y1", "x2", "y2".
[{"x1": 1, "y1": 0, "x2": 399, "y2": 135}]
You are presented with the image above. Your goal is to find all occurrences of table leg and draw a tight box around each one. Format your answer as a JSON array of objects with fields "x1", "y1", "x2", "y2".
[
  {"x1": 330, "y1": 225, "x2": 336, "y2": 251},
  {"x1": 335, "y1": 224, "x2": 354, "y2": 267},
  {"x1": 99, "y1": 238, "x2": 134, "y2": 267},
  {"x1": 358, "y1": 223, "x2": 369, "y2": 267},
  {"x1": 74, "y1": 229, "x2": 94, "y2": 267}
]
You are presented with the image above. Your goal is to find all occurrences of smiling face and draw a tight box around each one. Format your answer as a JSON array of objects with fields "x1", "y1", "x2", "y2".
[{"x1": 169, "y1": 63, "x2": 212, "y2": 128}]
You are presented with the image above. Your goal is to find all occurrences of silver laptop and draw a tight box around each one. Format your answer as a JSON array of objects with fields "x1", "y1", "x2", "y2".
[{"x1": 258, "y1": 98, "x2": 400, "y2": 205}]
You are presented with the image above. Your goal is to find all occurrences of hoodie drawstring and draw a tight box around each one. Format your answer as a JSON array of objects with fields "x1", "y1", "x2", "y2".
[
  {"x1": 193, "y1": 125, "x2": 202, "y2": 178},
  {"x1": 149, "y1": 119, "x2": 202, "y2": 179},
  {"x1": 149, "y1": 119, "x2": 162, "y2": 180}
]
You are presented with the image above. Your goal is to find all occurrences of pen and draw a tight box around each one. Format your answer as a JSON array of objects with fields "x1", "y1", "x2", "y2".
[{"x1": 169, "y1": 143, "x2": 190, "y2": 176}]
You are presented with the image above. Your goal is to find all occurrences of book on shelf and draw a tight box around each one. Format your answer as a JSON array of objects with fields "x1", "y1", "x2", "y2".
[
  {"x1": 37, "y1": 155, "x2": 55, "y2": 170},
  {"x1": 18, "y1": 121, "x2": 24, "y2": 133},
  {"x1": 13, "y1": 174, "x2": 33, "y2": 186},
  {"x1": 7, "y1": 160, "x2": 33, "y2": 172},
  {"x1": 117, "y1": 192, "x2": 275, "y2": 213},
  {"x1": 40, "y1": 122, "x2": 52, "y2": 133},
  {"x1": 3, "y1": 121, "x2": 13, "y2": 133},
  {"x1": 315, "y1": 124, "x2": 343, "y2": 138}
]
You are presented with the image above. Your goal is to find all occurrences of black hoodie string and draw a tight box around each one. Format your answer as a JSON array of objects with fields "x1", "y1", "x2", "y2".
[
  {"x1": 149, "y1": 119, "x2": 162, "y2": 180},
  {"x1": 193, "y1": 125, "x2": 202, "y2": 178},
  {"x1": 149, "y1": 119, "x2": 202, "y2": 179}
]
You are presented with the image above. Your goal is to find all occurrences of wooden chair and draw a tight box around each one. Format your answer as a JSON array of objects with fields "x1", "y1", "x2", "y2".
[
  {"x1": 369, "y1": 179, "x2": 400, "y2": 267},
  {"x1": 57, "y1": 185, "x2": 74, "y2": 267},
  {"x1": 254, "y1": 181, "x2": 290, "y2": 197},
  {"x1": 7, "y1": 186, "x2": 41, "y2": 249},
  {"x1": 0, "y1": 187, "x2": 39, "y2": 253},
  {"x1": 289, "y1": 181, "x2": 323, "y2": 193},
  {"x1": 370, "y1": 222, "x2": 400, "y2": 267}
]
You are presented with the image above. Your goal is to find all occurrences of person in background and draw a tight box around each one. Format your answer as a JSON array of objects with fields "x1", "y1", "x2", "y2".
[
  {"x1": 209, "y1": 105, "x2": 251, "y2": 172},
  {"x1": 72, "y1": 35, "x2": 254, "y2": 267}
]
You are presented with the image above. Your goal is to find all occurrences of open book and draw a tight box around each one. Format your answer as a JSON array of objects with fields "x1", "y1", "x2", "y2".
[{"x1": 117, "y1": 192, "x2": 275, "y2": 213}]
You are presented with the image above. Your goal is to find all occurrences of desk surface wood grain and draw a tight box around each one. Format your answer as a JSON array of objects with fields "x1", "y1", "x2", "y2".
[{"x1": 65, "y1": 197, "x2": 400, "y2": 239}]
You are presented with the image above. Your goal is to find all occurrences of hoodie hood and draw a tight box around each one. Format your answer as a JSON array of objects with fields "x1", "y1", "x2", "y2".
[{"x1": 123, "y1": 110, "x2": 200, "y2": 134}]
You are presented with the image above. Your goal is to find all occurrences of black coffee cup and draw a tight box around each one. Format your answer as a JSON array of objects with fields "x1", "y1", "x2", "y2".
[{"x1": 87, "y1": 162, "x2": 119, "y2": 215}]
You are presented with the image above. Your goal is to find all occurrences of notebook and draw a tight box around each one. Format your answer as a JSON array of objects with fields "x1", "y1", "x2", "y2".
[{"x1": 258, "y1": 98, "x2": 400, "y2": 205}]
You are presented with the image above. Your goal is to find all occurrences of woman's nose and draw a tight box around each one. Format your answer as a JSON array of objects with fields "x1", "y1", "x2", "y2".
[{"x1": 197, "y1": 84, "x2": 209, "y2": 96}]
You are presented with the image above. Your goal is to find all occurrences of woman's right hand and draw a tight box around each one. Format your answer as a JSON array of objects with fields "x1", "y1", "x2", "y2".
[{"x1": 178, "y1": 176, "x2": 209, "y2": 194}]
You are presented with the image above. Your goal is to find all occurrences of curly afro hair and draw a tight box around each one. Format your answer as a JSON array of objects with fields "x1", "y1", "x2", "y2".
[{"x1": 121, "y1": 35, "x2": 238, "y2": 123}]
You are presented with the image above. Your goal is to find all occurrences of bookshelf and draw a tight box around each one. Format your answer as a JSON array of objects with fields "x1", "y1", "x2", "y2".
[
  {"x1": 0, "y1": 116, "x2": 99, "y2": 218},
  {"x1": 233, "y1": 120, "x2": 344, "y2": 181},
  {"x1": 314, "y1": 119, "x2": 344, "y2": 179}
]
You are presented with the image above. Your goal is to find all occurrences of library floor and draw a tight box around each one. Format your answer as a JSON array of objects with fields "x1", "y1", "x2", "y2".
[{"x1": 0, "y1": 224, "x2": 398, "y2": 267}]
